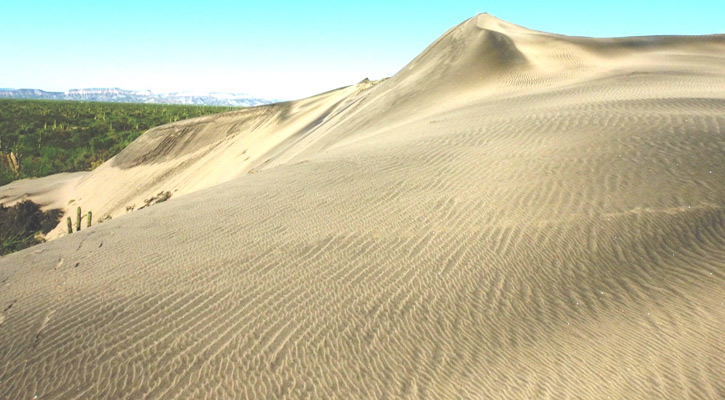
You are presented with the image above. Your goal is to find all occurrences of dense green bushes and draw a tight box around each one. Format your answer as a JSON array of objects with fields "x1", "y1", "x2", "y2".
[{"x1": 0, "y1": 99, "x2": 234, "y2": 185}]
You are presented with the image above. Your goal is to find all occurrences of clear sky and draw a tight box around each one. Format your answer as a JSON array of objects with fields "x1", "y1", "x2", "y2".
[{"x1": 1, "y1": 0, "x2": 722, "y2": 100}]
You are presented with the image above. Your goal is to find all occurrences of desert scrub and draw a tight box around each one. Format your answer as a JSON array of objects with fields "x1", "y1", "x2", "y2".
[
  {"x1": 0, "y1": 99, "x2": 235, "y2": 185},
  {"x1": 0, "y1": 200, "x2": 62, "y2": 255}
]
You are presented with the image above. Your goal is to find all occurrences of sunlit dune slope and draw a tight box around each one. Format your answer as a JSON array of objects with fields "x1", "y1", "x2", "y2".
[{"x1": 1, "y1": 14, "x2": 724, "y2": 399}]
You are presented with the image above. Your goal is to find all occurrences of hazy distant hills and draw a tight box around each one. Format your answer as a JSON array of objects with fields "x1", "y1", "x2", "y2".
[{"x1": 0, "y1": 87, "x2": 272, "y2": 107}]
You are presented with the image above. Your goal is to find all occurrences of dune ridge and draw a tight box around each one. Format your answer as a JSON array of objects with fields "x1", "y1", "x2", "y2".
[{"x1": 1, "y1": 14, "x2": 724, "y2": 399}]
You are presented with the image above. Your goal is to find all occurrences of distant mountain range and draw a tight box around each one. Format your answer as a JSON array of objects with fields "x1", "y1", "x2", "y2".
[{"x1": 0, "y1": 87, "x2": 273, "y2": 107}]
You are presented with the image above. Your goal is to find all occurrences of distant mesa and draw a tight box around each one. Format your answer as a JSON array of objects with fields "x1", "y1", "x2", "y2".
[{"x1": 0, "y1": 87, "x2": 273, "y2": 107}]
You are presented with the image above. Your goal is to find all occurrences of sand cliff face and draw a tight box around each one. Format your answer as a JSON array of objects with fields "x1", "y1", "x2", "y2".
[{"x1": 1, "y1": 14, "x2": 724, "y2": 399}]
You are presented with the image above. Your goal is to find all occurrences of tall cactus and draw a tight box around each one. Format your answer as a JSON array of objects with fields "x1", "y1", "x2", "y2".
[
  {"x1": 67, "y1": 217, "x2": 72, "y2": 234},
  {"x1": 76, "y1": 207, "x2": 81, "y2": 232},
  {"x1": 87, "y1": 211, "x2": 92, "y2": 227}
]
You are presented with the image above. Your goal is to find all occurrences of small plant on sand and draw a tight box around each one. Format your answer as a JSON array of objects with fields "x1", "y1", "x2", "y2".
[
  {"x1": 65, "y1": 207, "x2": 93, "y2": 235},
  {"x1": 76, "y1": 207, "x2": 82, "y2": 232},
  {"x1": 137, "y1": 191, "x2": 172, "y2": 210}
]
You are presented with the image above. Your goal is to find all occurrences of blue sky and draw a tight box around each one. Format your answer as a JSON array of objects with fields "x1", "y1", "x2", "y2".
[{"x1": 1, "y1": 1, "x2": 722, "y2": 100}]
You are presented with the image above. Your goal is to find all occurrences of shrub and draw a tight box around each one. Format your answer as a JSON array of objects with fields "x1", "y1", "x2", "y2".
[{"x1": 0, "y1": 200, "x2": 62, "y2": 256}]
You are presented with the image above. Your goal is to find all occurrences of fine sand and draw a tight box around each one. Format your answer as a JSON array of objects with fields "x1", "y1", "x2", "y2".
[
  {"x1": 0, "y1": 172, "x2": 87, "y2": 210},
  {"x1": 1, "y1": 14, "x2": 724, "y2": 399}
]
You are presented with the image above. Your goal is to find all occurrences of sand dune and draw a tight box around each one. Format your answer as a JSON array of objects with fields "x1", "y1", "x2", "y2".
[
  {"x1": 1, "y1": 14, "x2": 724, "y2": 399},
  {"x1": 0, "y1": 172, "x2": 87, "y2": 210}
]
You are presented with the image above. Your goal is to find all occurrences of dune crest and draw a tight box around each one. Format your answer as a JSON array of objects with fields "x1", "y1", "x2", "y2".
[{"x1": 1, "y1": 15, "x2": 724, "y2": 399}]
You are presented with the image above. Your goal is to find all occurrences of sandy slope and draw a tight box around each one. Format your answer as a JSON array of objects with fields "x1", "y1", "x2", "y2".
[
  {"x1": 0, "y1": 172, "x2": 87, "y2": 210},
  {"x1": 1, "y1": 14, "x2": 724, "y2": 399},
  {"x1": 26, "y1": 82, "x2": 375, "y2": 238}
]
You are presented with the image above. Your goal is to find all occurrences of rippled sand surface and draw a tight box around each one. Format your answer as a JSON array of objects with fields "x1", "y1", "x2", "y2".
[{"x1": 1, "y1": 14, "x2": 724, "y2": 399}]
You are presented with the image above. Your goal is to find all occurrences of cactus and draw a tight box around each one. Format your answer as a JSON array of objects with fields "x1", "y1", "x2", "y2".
[
  {"x1": 67, "y1": 217, "x2": 72, "y2": 234},
  {"x1": 76, "y1": 207, "x2": 81, "y2": 232},
  {"x1": 87, "y1": 211, "x2": 92, "y2": 227}
]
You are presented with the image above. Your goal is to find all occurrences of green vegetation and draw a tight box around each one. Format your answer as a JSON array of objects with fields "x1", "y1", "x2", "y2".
[
  {"x1": 64, "y1": 206, "x2": 92, "y2": 236},
  {"x1": 0, "y1": 200, "x2": 62, "y2": 256},
  {"x1": 0, "y1": 99, "x2": 235, "y2": 186}
]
